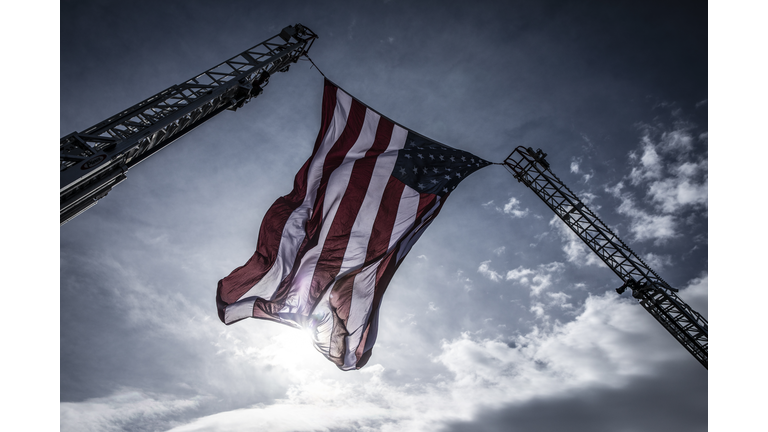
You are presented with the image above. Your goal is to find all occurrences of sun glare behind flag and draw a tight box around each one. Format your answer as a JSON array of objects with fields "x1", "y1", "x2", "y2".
[{"x1": 217, "y1": 79, "x2": 492, "y2": 370}]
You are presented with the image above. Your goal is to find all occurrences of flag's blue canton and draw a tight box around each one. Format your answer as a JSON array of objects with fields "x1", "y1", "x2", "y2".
[{"x1": 392, "y1": 132, "x2": 491, "y2": 197}]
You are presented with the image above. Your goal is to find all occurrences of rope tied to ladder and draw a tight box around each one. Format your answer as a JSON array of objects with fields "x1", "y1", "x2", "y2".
[{"x1": 304, "y1": 53, "x2": 327, "y2": 79}]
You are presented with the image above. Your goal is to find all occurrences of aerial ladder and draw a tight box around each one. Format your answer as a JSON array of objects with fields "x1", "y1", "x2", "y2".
[
  {"x1": 60, "y1": 24, "x2": 318, "y2": 225},
  {"x1": 60, "y1": 24, "x2": 707, "y2": 369},
  {"x1": 504, "y1": 147, "x2": 708, "y2": 369}
]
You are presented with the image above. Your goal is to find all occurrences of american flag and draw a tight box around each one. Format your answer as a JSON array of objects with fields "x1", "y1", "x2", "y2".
[{"x1": 217, "y1": 79, "x2": 491, "y2": 370}]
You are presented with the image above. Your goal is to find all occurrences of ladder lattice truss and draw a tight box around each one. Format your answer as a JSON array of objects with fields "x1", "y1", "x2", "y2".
[
  {"x1": 60, "y1": 24, "x2": 318, "y2": 225},
  {"x1": 504, "y1": 146, "x2": 708, "y2": 369}
]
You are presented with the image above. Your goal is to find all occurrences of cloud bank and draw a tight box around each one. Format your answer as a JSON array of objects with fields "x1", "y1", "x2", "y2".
[
  {"x1": 608, "y1": 119, "x2": 708, "y2": 244},
  {"x1": 59, "y1": 275, "x2": 705, "y2": 432}
]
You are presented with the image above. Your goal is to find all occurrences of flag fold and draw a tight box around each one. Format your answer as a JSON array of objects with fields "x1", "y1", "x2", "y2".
[{"x1": 217, "y1": 79, "x2": 491, "y2": 370}]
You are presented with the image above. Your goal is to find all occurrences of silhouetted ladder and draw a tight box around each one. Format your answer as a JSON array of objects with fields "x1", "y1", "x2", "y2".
[
  {"x1": 504, "y1": 146, "x2": 708, "y2": 369},
  {"x1": 60, "y1": 24, "x2": 318, "y2": 225}
]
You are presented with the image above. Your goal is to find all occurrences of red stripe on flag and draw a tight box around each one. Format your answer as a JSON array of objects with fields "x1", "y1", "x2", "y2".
[
  {"x1": 365, "y1": 176, "x2": 407, "y2": 263},
  {"x1": 354, "y1": 192, "x2": 443, "y2": 365},
  {"x1": 326, "y1": 273, "x2": 355, "y2": 364},
  {"x1": 373, "y1": 192, "x2": 437, "y2": 287},
  {"x1": 314, "y1": 80, "x2": 342, "y2": 154},
  {"x1": 328, "y1": 176, "x2": 407, "y2": 363},
  {"x1": 315, "y1": 116, "x2": 395, "y2": 313},
  {"x1": 300, "y1": 98, "x2": 368, "y2": 262}
]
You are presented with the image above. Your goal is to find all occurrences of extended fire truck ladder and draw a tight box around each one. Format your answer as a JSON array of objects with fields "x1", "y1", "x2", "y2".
[
  {"x1": 504, "y1": 147, "x2": 708, "y2": 369},
  {"x1": 60, "y1": 24, "x2": 318, "y2": 225}
]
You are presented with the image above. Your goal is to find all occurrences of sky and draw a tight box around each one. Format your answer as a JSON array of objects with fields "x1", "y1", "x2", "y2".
[{"x1": 18, "y1": 0, "x2": 760, "y2": 430}]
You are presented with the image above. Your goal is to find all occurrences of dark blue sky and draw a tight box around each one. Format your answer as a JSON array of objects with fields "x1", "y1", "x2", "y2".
[{"x1": 49, "y1": 1, "x2": 727, "y2": 430}]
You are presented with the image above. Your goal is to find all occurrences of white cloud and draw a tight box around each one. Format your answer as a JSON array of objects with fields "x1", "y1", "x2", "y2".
[
  {"x1": 61, "y1": 390, "x2": 200, "y2": 432},
  {"x1": 628, "y1": 139, "x2": 662, "y2": 185},
  {"x1": 505, "y1": 261, "x2": 565, "y2": 297},
  {"x1": 529, "y1": 274, "x2": 554, "y2": 296},
  {"x1": 613, "y1": 121, "x2": 707, "y2": 238},
  {"x1": 614, "y1": 194, "x2": 677, "y2": 243},
  {"x1": 505, "y1": 266, "x2": 535, "y2": 282},
  {"x1": 605, "y1": 181, "x2": 624, "y2": 197},
  {"x1": 570, "y1": 161, "x2": 580, "y2": 174},
  {"x1": 478, "y1": 260, "x2": 504, "y2": 282},
  {"x1": 642, "y1": 252, "x2": 673, "y2": 270},
  {"x1": 647, "y1": 175, "x2": 708, "y2": 213},
  {"x1": 493, "y1": 246, "x2": 506, "y2": 256},
  {"x1": 456, "y1": 269, "x2": 474, "y2": 292},
  {"x1": 502, "y1": 197, "x2": 530, "y2": 218},
  {"x1": 578, "y1": 191, "x2": 600, "y2": 210},
  {"x1": 167, "y1": 387, "x2": 409, "y2": 431},
  {"x1": 570, "y1": 157, "x2": 594, "y2": 183},
  {"x1": 677, "y1": 272, "x2": 708, "y2": 319},
  {"x1": 674, "y1": 161, "x2": 702, "y2": 178},
  {"x1": 530, "y1": 302, "x2": 546, "y2": 319},
  {"x1": 485, "y1": 197, "x2": 530, "y2": 218},
  {"x1": 546, "y1": 291, "x2": 573, "y2": 309},
  {"x1": 659, "y1": 129, "x2": 694, "y2": 153},
  {"x1": 540, "y1": 261, "x2": 564, "y2": 273},
  {"x1": 580, "y1": 133, "x2": 595, "y2": 149},
  {"x1": 438, "y1": 288, "x2": 699, "y2": 398}
]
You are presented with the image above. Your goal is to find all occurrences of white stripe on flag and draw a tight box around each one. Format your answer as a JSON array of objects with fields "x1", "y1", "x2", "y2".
[
  {"x1": 343, "y1": 262, "x2": 379, "y2": 369},
  {"x1": 396, "y1": 195, "x2": 442, "y2": 263},
  {"x1": 337, "y1": 125, "x2": 408, "y2": 275},
  {"x1": 224, "y1": 297, "x2": 257, "y2": 323},
  {"x1": 306, "y1": 287, "x2": 334, "y2": 356},
  {"x1": 286, "y1": 107, "x2": 382, "y2": 313},
  {"x1": 237, "y1": 88, "x2": 353, "y2": 303},
  {"x1": 389, "y1": 185, "x2": 420, "y2": 251}
]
